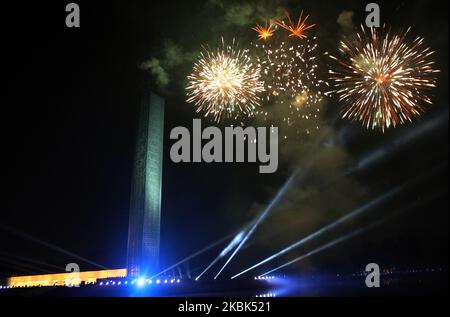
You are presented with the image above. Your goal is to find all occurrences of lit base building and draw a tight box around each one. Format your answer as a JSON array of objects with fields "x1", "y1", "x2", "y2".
[{"x1": 7, "y1": 269, "x2": 127, "y2": 288}]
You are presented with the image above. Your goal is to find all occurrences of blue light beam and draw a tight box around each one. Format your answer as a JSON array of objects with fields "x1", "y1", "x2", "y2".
[{"x1": 214, "y1": 171, "x2": 299, "y2": 279}]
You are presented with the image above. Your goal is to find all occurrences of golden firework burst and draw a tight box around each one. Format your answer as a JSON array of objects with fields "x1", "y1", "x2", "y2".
[
  {"x1": 186, "y1": 39, "x2": 265, "y2": 123},
  {"x1": 329, "y1": 26, "x2": 440, "y2": 132}
]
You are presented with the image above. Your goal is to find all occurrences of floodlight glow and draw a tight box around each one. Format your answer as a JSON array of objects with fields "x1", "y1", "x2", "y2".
[
  {"x1": 220, "y1": 231, "x2": 246, "y2": 257},
  {"x1": 0, "y1": 223, "x2": 108, "y2": 270},
  {"x1": 151, "y1": 230, "x2": 239, "y2": 280},
  {"x1": 260, "y1": 225, "x2": 373, "y2": 277},
  {"x1": 356, "y1": 112, "x2": 448, "y2": 171},
  {"x1": 259, "y1": 192, "x2": 440, "y2": 277},
  {"x1": 195, "y1": 229, "x2": 247, "y2": 280},
  {"x1": 231, "y1": 185, "x2": 403, "y2": 279},
  {"x1": 215, "y1": 172, "x2": 298, "y2": 279},
  {"x1": 136, "y1": 278, "x2": 145, "y2": 287}
]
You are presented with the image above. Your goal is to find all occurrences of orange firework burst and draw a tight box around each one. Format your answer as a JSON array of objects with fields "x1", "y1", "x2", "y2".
[
  {"x1": 276, "y1": 11, "x2": 316, "y2": 39},
  {"x1": 252, "y1": 23, "x2": 276, "y2": 41}
]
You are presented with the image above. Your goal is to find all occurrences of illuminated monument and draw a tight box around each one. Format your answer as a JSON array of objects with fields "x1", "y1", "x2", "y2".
[
  {"x1": 127, "y1": 91, "x2": 165, "y2": 277},
  {"x1": 6, "y1": 91, "x2": 165, "y2": 288}
]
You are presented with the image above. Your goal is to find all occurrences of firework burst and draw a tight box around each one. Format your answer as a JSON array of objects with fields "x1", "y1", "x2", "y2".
[
  {"x1": 254, "y1": 36, "x2": 328, "y2": 135},
  {"x1": 329, "y1": 26, "x2": 440, "y2": 131},
  {"x1": 276, "y1": 11, "x2": 316, "y2": 40},
  {"x1": 252, "y1": 23, "x2": 276, "y2": 41},
  {"x1": 186, "y1": 39, "x2": 265, "y2": 123}
]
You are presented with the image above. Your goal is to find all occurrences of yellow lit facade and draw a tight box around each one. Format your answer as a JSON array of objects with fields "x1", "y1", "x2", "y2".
[{"x1": 7, "y1": 269, "x2": 127, "y2": 288}]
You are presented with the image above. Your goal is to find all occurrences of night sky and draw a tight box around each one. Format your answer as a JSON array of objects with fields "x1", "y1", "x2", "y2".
[{"x1": 1, "y1": 0, "x2": 448, "y2": 281}]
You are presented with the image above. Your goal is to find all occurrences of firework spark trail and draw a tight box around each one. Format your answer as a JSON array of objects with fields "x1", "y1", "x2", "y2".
[
  {"x1": 186, "y1": 39, "x2": 265, "y2": 123},
  {"x1": 329, "y1": 26, "x2": 439, "y2": 131},
  {"x1": 254, "y1": 36, "x2": 328, "y2": 134}
]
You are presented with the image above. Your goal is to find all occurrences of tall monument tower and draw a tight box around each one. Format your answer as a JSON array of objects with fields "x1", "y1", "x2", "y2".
[{"x1": 127, "y1": 91, "x2": 165, "y2": 277}]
